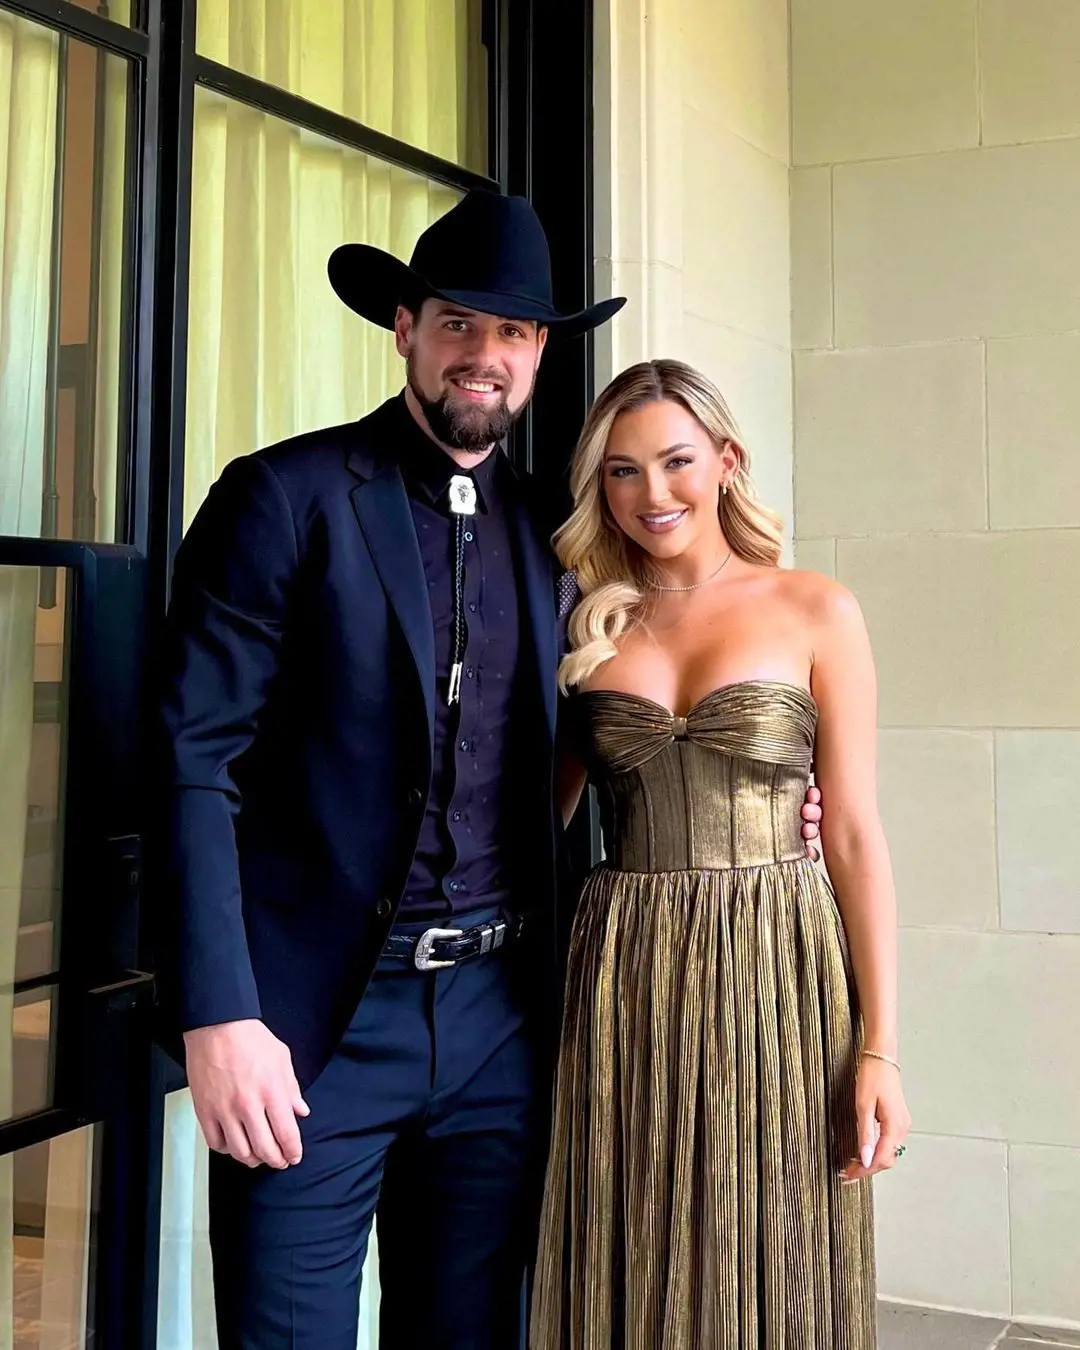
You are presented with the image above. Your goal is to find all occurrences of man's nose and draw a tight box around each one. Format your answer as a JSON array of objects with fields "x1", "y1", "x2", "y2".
[{"x1": 462, "y1": 330, "x2": 503, "y2": 370}]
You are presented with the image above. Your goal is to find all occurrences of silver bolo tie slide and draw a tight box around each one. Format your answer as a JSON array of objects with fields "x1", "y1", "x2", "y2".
[{"x1": 447, "y1": 474, "x2": 478, "y2": 706}]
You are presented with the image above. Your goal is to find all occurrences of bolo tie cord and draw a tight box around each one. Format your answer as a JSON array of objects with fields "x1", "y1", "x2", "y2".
[
  {"x1": 448, "y1": 511, "x2": 467, "y2": 704},
  {"x1": 447, "y1": 473, "x2": 477, "y2": 705}
]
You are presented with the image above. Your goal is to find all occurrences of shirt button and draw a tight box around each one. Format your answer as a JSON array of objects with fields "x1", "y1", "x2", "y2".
[
  {"x1": 452, "y1": 810, "x2": 462, "y2": 822},
  {"x1": 466, "y1": 668, "x2": 474, "y2": 679},
  {"x1": 468, "y1": 603, "x2": 477, "y2": 613},
  {"x1": 448, "y1": 881, "x2": 460, "y2": 893},
  {"x1": 464, "y1": 531, "x2": 474, "y2": 542},
  {"x1": 459, "y1": 739, "x2": 469, "y2": 751},
  {"x1": 376, "y1": 897, "x2": 392, "y2": 918}
]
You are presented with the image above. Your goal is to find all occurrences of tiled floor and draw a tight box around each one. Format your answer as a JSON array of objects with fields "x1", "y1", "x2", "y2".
[
  {"x1": 880, "y1": 1302, "x2": 1080, "y2": 1350},
  {"x1": 9, "y1": 1266, "x2": 1080, "y2": 1350},
  {"x1": 12, "y1": 1239, "x2": 80, "y2": 1350}
]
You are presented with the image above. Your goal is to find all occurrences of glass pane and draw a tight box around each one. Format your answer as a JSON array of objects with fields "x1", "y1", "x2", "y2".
[
  {"x1": 61, "y1": 0, "x2": 134, "y2": 25},
  {"x1": 4, "y1": 1124, "x2": 96, "y2": 1349},
  {"x1": 0, "y1": 13, "x2": 132, "y2": 544},
  {"x1": 196, "y1": 0, "x2": 489, "y2": 174},
  {"x1": 184, "y1": 86, "x2": 462, "y2": 526},
  {"x1": 0, "y1": 564, "x2": 70, "y2": 1123}
]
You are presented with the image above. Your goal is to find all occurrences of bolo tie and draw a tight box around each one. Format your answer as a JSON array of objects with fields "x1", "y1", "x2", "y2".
[{"x1": 447, "y1": 473, "x2": 478, "y2": 705}]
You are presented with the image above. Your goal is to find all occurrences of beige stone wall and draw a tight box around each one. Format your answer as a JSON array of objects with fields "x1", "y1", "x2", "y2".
[
  {"x1": 790, "y1": 0, "x2": 1080, "y2": 1325},
  {"x1": 594, "y1": 0, "x2": 795, "y2": 556}
]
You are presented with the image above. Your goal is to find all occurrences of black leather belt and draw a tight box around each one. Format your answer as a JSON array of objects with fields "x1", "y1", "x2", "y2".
[{"x1": 383, "y1": 912, "x2": 527, "y2": 972}]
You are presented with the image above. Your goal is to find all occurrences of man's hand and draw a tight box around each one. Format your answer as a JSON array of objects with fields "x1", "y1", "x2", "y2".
[
  {"x1": 801, "y1": 784, "x2": 823, "y2": 861},
  {"x1": 184, "y1": 1020, "x2": 310, "y2": 1169}
]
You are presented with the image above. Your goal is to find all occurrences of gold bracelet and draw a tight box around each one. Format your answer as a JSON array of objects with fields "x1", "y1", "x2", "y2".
[{"x1": 862, "y1": 1049, "x2": 900, "y2": 1071}]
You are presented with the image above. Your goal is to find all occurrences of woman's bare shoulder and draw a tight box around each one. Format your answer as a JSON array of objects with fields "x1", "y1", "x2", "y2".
[{"x1": 771, "y1": 566, "x2": 861, "y2": 623}]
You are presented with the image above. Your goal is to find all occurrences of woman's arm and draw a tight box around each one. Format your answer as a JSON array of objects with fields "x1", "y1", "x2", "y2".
[
  {"x1": 555, "y1": 699, "x2": 589, "y2": 828},
  {"x1": 809, "y1": 580, "x2": 910, "y2": 1178}
]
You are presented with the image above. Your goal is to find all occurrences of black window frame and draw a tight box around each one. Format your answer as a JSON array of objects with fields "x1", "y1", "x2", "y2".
[{"x1": 0, "y1": 0, "x2": 595, "y2": 1345}]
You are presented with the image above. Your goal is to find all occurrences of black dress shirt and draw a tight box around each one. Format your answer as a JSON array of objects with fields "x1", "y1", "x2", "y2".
[{"x1": 393, "y1": 396, "x2": 526, "y2": 920}]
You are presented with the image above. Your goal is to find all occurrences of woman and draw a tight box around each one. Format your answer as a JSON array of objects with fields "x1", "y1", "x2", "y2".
[{"x1": 531, "y1": 360, "x2": 910, "y2": 1348}]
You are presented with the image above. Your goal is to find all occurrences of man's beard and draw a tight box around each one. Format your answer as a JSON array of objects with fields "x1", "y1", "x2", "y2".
[{"x1": 407, "y1": 356, "x2": 529, "y2": 453}]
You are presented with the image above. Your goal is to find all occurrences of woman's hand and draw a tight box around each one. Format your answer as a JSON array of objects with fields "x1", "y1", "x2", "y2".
[{"x1": 842, "y1": 1055, "x2": 911, "y2": 1182}]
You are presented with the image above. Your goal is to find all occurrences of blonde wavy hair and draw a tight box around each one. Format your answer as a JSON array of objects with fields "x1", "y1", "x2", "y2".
[{"x1": 556, "y1": 359, "x2": 785, "y2": 691}]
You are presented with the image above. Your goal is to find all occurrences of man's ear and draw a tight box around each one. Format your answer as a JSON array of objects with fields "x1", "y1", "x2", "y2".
[
  {"x1": 394, "y1": 304, "x2": 417, "y2": 358},
  {"x1": 535, "y1": 324, "x2": 550, "y2": 367}
]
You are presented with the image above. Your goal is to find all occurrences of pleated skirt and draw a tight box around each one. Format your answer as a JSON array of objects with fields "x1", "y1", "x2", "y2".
[{"x1": 530, "y1": 860, "x2": 877, "y2": 1350}]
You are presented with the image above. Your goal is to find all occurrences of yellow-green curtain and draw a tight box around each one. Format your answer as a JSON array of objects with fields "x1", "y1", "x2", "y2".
[
  {"x1": 0, "y1": 15, "x2": 58, "y2": 1350},
  {"x1": 163, "y1": 4, "x2": 472, "y2": 1346},
  {"x1": 195, "y1": 0, "x2": 486, "y2": 173},
  {"x1": 182, "y1": 86, "x2": 460, "y2": 527},
  {"x1": 92, "y1": 51, "x2": 128, "y2": 546}
]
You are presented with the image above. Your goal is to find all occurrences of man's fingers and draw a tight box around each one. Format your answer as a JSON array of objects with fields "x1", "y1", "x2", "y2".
[
  {"x1": 221, "y1": 1116, "x2": 258, "y2": 1168},
  {"x1": 243, "y1": 1107, "x2": 289, "y2": 1170},
  {"x1": 197, "y1": 1111, "x2": 228, "y2": 1154},
  {"x1": 266, "y1": 1094, "x2": 305, "y2": 1167},
  {"x1": 291, "y1": 1073, "x2": 311, "y2": 1119}
]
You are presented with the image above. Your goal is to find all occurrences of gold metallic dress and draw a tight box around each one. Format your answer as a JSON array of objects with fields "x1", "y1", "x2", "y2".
[{"x1": 531, "y1": 681, "x2": 876, "y2": 1349}]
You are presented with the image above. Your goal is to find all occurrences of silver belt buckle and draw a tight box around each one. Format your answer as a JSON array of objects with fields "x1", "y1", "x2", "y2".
[{"x1": 414, "y1": 926, "x2": 463, "y2": 971}]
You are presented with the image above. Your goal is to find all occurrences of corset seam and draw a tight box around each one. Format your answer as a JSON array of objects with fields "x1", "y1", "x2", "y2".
[
  {"x1": 681, "y1": 743, "x2": 693, "y2": 871},
  {"x1": 769, "y1": 761, "x2": 780, "y2": 864},
  {"x1": 644, "y1": 769, "x2": 656, "y2": 872},
  {"x1": 726, "y1": 750, "x2": 735, "y2": 874}
]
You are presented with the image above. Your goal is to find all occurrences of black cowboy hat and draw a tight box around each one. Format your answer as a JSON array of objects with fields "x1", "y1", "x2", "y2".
[{"x1": 328, "y1": 190, "x2": 625, "y2": 340}]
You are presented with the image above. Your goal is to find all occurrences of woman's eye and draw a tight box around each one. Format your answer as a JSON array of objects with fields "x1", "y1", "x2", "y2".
[
  {"x1": 609, "y1": 465, "x2": 637, "y2": 479},
  {"x1": 666, "y1": 456, "x2": 692, "y2": 470}
]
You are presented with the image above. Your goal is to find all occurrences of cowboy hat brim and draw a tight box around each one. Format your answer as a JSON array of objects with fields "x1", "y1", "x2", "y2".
[{"x1": 328, "y1": 243, "x2": 626, "y2": 341}]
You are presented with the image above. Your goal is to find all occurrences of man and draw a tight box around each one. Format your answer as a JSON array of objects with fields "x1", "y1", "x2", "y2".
[{"x1": 158, "y1": 191, "x2": 823, "y2": 1349}]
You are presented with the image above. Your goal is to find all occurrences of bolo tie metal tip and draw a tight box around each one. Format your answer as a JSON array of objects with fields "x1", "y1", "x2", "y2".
[{"x1": 448, "y1": 662, "x2": 463, "y2": 705}]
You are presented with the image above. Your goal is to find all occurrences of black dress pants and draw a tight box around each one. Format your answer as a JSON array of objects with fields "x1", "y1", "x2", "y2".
[{"x1": 209, "y1": 909, "x2": 543, "y2": 1349}]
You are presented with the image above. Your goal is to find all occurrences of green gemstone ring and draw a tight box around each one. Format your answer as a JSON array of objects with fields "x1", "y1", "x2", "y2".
[{"x1": 894, "y1": 1145, "x2": 906, "y2": 1159}]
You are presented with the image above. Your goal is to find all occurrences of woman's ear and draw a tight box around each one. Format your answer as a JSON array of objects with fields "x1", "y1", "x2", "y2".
[{"x1": 720, "y1": 438, "x2": 742, "y2": 480}]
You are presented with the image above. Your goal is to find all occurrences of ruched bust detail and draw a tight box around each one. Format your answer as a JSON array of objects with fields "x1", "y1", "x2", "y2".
[{"x1": 579, "y1": 681, "x2": 817, "y2": 872}]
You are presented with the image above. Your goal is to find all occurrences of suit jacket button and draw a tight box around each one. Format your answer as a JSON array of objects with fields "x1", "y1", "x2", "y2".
[
  {"x1": 408, "y1": 787, "x2": 423, "y2": 808},
  {"x1": 376, "y1": 897, "x2": 392, "y2": 918}
]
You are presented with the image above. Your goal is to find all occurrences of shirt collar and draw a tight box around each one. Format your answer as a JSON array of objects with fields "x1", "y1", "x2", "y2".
[{"x1": 393, "y1": 392, "x2": 503, "y2": 513}]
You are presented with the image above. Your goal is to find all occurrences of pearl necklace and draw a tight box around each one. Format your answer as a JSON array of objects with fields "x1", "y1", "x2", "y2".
[{"x1": 646, "y1": 551, "x2": 733, "y2": 593}]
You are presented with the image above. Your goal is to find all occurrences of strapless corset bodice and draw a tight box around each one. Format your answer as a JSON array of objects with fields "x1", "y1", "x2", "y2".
[{"x1": 578, "y1": 681, "x2": 817, "y2": 872}]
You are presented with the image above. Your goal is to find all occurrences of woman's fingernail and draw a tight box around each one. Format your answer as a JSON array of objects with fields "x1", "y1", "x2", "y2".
[{"x1": 861, "y1": 1145, "x2": 874, "y2": 1169}]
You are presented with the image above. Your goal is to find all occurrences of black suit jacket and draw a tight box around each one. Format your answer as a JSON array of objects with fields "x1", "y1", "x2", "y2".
[{"x1": 157, "y1": 397, "x2": 569, "y2": 1087}]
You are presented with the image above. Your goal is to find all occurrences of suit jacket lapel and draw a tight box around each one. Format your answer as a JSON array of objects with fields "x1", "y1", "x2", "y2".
[
  {"x1": 350, "y1": 466, "x2": 436, "y2": 749},
  {"x1": 510, "y1": 493, "x2": 558, "y2": 743}
]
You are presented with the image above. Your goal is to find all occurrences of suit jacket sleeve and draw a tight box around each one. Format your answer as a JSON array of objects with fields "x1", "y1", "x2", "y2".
[{"x1": 158, "y1": 455, "x2": 298, "y2": 1033}]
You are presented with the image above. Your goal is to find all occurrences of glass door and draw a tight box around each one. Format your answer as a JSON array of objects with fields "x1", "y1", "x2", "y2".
[{"x1": 0, "y1": 4, "x2": 153, "y2": 1347}]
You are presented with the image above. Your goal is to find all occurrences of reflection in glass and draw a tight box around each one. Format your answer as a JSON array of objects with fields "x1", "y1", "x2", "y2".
[
  {"x1": 196, "y1": 0, "x2": 488, "y2": 173},
  {"x1": 0, "y1": 565, "x2": 69, "y2": 1124},
  {"x1": 61, "y1": 0, "x2": 133, "y2": 26},
  {"x1": 184, "y1": 88, "x2": 462, "y2": 526},
  {"x1": 0, "y1": 13, "x2": 131, "y2": 545},
  {"x1": 4, "y1": 1125, "x2": 95, "y2": 1350}
]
